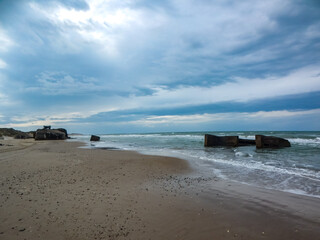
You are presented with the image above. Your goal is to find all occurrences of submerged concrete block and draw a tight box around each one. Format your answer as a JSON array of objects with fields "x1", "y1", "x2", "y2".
[
  {"x1": 238, "y1": 138, "x2": 256, "y2": 146},
  {"x1": 90, "y1": 135, "x2": 100, "y2": 141},
  {"x1": 255, "y1": 135, "x2": 291, "y2": 148},
  {"x1": 204, "y1": 134, "x2": 239, "y2": 147}
]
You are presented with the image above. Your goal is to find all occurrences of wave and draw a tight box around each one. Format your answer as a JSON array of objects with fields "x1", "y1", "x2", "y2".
[{"x1": 288, "y1": 137, "x2": 320, "y2": 147}]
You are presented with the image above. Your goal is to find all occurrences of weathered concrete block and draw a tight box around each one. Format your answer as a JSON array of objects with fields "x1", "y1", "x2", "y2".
[
  {"x1": 255, "y1": 135, "x2": 291, "y2": 148},
  {"x1": 56, "y1": 128, "x2": 68, "y2": 138},
  {"x1": 204, "y1": 134, "x2": 239, "y2": 147},
  {"x1": 90, "y1": 135, "x2": 100, "y2": 141},
  {"x1": 35, "y1": 129, "x2": 66, "y2": 140},
  {"x1": 238, "y1": 138, "x2": 256, "y2": 146}
]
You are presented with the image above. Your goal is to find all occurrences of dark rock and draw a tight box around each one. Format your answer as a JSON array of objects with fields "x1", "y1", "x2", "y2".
[
  {"x1": 0, "y1": 128, "x2": 29, "y2": 138},
  {"x1": 14, "y1": 132, "x2": 30, "y2": 139},
  {"x1": 204, "y1": 134, "x2": 239, "y2": 147},
  {"x1": 255, "y1": 135, "x2": 291, "y2": 148},
  {"x1": 35, "y1": 129, "x2": 66, "y2": 140},
  {"x1": 90, "y1": 135, "x2": 100, "y2": 141}
]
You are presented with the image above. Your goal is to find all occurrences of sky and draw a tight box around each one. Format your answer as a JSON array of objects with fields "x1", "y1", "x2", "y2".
[{"x1": 0, "y1": 0, "x2": 319, "y2": 134}]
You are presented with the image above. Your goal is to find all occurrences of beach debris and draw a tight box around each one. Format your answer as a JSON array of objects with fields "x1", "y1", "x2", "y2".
[
  {"x1": 90, "y1": 135, "x2": 100, "y2": 141},
  {"x1": 204, "y1": 134, "x2": 290, "y2": 148},
  {"x1": 255, "y1": 135, "x2": 291, "y2": 148}
]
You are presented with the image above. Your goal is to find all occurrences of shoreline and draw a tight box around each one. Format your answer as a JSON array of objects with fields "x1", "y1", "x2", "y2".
[{"x1": 0, "y1": 139, "x2": 319, "y2": 239}]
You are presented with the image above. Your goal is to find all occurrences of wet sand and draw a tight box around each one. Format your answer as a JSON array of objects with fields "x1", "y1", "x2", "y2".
[{"x1": 0, "y1": 139, "x2": 319, "y2": 239}]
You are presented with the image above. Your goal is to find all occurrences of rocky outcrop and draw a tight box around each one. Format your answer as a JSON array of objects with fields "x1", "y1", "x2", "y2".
[
  {"x1": 0, "y1": 128, "x2": 29, "y2": 138},
  {"x1": 35, "y1": 129, "x2": 67, "y2": 140},
  {"x1": 90, "y1": 135, "x2": 100, "y2": 141},
  {"x1": 255, "y1": 135, "x2": 291, "y2": 148},
  {"x1": 14, "y1": 132, "x2": 31, "y2": 139}
]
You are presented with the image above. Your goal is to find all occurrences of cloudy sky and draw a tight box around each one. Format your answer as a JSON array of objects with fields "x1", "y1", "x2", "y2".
[{"x1": 0, "y1": 0, "x2": 319, "y2": 133}]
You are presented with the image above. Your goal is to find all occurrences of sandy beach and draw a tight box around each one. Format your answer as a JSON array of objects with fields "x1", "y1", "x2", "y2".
[{"x1": 0, "y1": 138, "x2": 319, "y2": 240}]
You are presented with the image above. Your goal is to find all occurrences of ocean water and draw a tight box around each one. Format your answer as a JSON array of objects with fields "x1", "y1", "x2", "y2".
[{"x1": 70, "y1": 131, "x2": 320, "y2": 198}]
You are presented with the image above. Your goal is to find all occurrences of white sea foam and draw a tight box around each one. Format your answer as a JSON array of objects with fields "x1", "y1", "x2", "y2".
[{"x1": 288, "y1": 137, "x2": 320, "y2": 146}]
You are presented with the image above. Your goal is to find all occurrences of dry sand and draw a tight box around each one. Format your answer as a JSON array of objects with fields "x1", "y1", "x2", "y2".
[{"x1": 0, "y1": 138, "x2": 319, "y2": 240}]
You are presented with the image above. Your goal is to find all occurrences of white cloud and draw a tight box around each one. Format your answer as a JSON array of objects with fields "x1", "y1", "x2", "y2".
[
  {"x1": 116, "y1": 65, "x2": 320, "y2": 110},
  {"x1": 0, "y1": 27, "x2": 14, "y2": 52},
  {"x1": 132, "y1": 109, "x2": 320, "y2": 126},
  {"x1": 27, "y1": 0, "x2": 291, "y2": 63},
  {"x1": 0, "y1": 58, "x2": 7, "y2": 69},
  {"x1": 26, "y1": 71, "x2": 102, "y2": 95},
  {"x1": 5, "y1": 111, "x2": 90, "y2": 129}
]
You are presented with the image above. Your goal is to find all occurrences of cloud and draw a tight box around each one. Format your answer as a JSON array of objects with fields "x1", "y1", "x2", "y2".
[
  {"x1": 0, "y1": 58, "x2": 7, "y2": 69},
  {"x1": 0, "y1": 0, "x2": 320, "y2": 132},
  {"x1": 3, "y1": 111, "x2": 89, "y2": 129},
  {"x1": 6, "y1": 108, "x2": 320, "y2": 131},
  {"x1": 0, "y1": 27, "x2": 14, "y2": 52},
  {"x1": 112, "y1": 65, "x2": 320, "y2": 111},
  {"x1": 130, "y1": 109, "x2": 320, "y2": 128},
  {"x1": 26, "y1": 71, "x2": 103, "y2": 95}
]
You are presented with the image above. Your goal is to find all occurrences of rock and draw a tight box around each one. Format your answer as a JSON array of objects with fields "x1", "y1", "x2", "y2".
[
  {"x1": 204, "y1": 134, "x2": 239, "y2": 147},
  {"x1": 14, "y1": 132, "x2": 30, "y2": 139},
  {"x1": 0, "y1": 128, "x2": 30, "y2": 138},
  {"x1": 35, "y1": 129, "x2": 66, "y2": 140},
  {"x1": 90, "y1": 135, "x2": 100, "y2": 141},
  {"x1": 255, "y1": 135, "x2": 291, "y2": 148}
]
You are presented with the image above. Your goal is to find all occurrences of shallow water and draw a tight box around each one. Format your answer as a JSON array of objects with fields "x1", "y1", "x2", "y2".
[{"x1": 70, "y1": 131, "x2": 320, "y2": 198}]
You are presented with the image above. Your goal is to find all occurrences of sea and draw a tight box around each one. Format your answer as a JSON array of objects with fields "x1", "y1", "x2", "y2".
[{"x1": 69, "y1": 131, "x2": 320, "y2": 198}]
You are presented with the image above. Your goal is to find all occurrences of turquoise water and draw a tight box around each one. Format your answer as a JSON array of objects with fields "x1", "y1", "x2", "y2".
[{"x1": 70, "y1": 131, "x2": 320, "y2": 198}]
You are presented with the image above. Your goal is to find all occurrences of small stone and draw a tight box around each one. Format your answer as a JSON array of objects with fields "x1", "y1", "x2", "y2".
[{"x1": 19, "y1": 228, "x2": 26, "y2": 232}]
